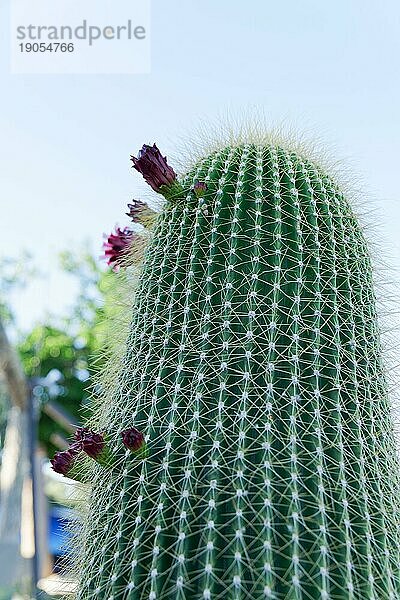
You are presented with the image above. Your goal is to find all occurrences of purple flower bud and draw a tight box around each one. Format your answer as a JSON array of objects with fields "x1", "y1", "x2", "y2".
[
  {"x1": 51, "y1": 443, "x2": 80, "y2": 477},
  {"x1": 75, "y1": 427, "x2": 105, "y2": 460},
  {"x1": 121, "y1": 428, "x2": 146, "y2": 455},
  {"x1": 74, "y1": 427, "x2": 90, "y2": 444},
  {"x1": 193, "y1": 181, "x2": 207, "y2": 198},
  {"x1": 126, "y1": 200, "x2": 156, "y2": 226},
  {"x1": 103, "y1": 226, "x2": 134, "y2": 270},
  {"x1": 131, "y1": 144, "x2": 177, "y2": 193},
  {"x1": 74, "y1": 427, "x2": 115, "y2": 467}
]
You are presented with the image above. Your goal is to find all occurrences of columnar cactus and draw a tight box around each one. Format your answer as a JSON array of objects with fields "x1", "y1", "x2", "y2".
[{"x1": 73, "y1": 139, "x2": 400, "y2": 599}]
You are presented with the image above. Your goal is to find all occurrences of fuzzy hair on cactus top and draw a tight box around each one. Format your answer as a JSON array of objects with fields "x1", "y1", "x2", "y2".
[{"x1": 72, "y1": 128, "x2": 400, "y2": 600}]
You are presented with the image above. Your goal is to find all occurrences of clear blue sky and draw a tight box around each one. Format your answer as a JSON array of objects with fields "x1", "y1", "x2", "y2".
[{"x1": 1, "y1": 0, "x2": 400, "y2": 331}]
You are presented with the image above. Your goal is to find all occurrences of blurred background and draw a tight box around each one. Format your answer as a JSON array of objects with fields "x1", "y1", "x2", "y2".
[{"x1": 1, "y1": 0, "x2": 400, "y2": 598}]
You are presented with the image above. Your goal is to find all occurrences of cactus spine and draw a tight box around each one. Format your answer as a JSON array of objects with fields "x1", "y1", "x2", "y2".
[{"x1": 75, "y1": 140, "x2": 400, "y2": 599}]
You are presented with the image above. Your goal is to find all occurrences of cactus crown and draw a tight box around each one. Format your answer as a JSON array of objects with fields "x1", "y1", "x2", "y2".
[{"x1": 73, "y1": 138, "x2": 400, "y2": 600}]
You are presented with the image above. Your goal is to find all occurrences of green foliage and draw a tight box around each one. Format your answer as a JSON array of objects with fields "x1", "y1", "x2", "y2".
[
  {"x1": 23, "y1": 250, "x2": 119, "y2": 458},
  {"x1": 0, "y1": 248, "x2": 118, "y2": 458},
  {"x1": 18, "y1": 324, "x2": 91, "y2": 456},
  {"x1": 58, "y1": 250, "x2": 113, "y2": 350},
  {"x1": 0, "y1": 251, "x2": 35, "y2": 324}
]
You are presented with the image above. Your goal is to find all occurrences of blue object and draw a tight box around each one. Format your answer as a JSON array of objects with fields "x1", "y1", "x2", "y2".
[{"x1": 48, "y1": 505, "x2": 74, "y2": 556}]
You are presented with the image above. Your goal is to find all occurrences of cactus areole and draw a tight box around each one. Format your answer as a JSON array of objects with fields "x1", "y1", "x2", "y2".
[{"x1": 76, "y1": 140, "x2": 400, "y2": 599}]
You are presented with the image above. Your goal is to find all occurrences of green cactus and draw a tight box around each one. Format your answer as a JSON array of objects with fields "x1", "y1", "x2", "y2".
[{"x1": 74, "y1": 139, "x2": 400, "y2": 599}]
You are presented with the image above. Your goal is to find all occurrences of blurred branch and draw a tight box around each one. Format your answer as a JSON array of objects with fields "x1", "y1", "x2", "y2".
[
  {"x1": 0, "y1": 318, "x2": 27, "y2": 409},
  {"x1": 49, "y1": 432, "x2": 69, "y2": 450},
  {"x1": 42, "y1": 400, "x2": 77, "y2": 434}
]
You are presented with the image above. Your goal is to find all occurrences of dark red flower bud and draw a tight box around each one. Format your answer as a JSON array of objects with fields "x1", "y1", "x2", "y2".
[
  {"x1": 121, "y1": 428, "x2": 146, "y2": 455},
  {"x1": 74, "y1": 427, "x2": 114, "y2": 467},
  {"x1": 126, "y1": 200, "x2": 156, "y2": 227},
  {"x1": 74, "y1": 426, "x2": 89, "y2": 443},
  {"x1": 193, "y1": 181, "x2": 207, "y2": 198},
  {"x1": 103, "y1": 226, "x2": 134, "y2": 270},
  {"x1": 51, "y1": 443, "x2": 80, "y2": 477},
  {"x1": 76, "y1": 428, "x2": 105, "y2": 460},
  {"x1": 131, "y1": 144, "x2": 177, "y2": 194}
]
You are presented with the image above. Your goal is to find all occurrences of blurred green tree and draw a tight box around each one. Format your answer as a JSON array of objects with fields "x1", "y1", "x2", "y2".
[
  {"x1": 0, "y1": 249, "x2": 119, "y2": 459},
  {"x1": 17, "y1": 250, "x2": 118, "y2": 458}
]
